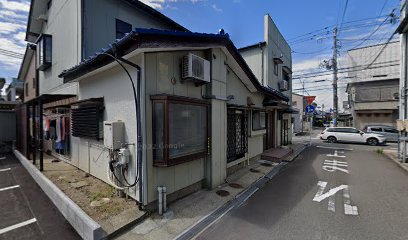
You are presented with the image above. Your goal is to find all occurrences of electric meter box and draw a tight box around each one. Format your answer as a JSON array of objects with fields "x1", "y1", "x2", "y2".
[{"x1": 104, "y1": 121, "x2": 125, "y2": 150}]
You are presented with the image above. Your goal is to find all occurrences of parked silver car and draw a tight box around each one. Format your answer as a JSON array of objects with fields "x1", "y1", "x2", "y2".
[{"x1": 362, "y1": 125, "x2": 399, "y2": 142}]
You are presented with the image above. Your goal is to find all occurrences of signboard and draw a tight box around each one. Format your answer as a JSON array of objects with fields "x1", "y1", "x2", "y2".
[
  {"x1": 306, "y1": 105, "x2": 315, "y2": 113},
  {"x1": 304, "y1": 96, "x2": 316, "y2": 105}
]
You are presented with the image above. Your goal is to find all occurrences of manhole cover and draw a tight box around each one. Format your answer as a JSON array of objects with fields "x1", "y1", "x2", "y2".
[
  {"x1": 228, "y1": 183, "x2": 243, "y2": 189},
  {"x1": 216, "y1": 190, "x2": 230, "y2": 197},
  {"x1": 250, "y1": 168, "x2": 260, "y2": 173},
  {"x1": 260, "y1": 163, "x2": 272, "y2": 167}
]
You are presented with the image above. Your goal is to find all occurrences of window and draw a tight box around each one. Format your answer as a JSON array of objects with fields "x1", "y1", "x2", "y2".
[
  {"x1": 32, "y1": 78, "x2": 36, "y2": 89},
  {"x1": 36, "y1": 34, "x2": 52, "y2": 71},
  {"x1": 370, "y1": 127, "x2": 383, "y2": 132},
  {"x1": 252, "y1": 111, "x2": 266, "y2": 130},
  {"x1": 116, "y1": 19, "x2": 132, "y2": 39},
  {"x1": 25, "y1": 83, "x2": 28, "y2": 97},
  {"x1": 274, "y1": 62, "x2": 278, "y2": 75},
  {"x1": 152, "y1": 95, "x2": 209, "y2": 167},
  {"x1": 384, "y1": 128, "x2": 398, "y2": 134}
]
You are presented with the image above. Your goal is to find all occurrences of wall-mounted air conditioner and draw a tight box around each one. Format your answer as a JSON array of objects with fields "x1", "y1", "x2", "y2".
[
  {"x1": 182, "y1": 53, "x2": 210, "y2": 85},
  {"x1": 279, "y1": 80, "x2": 289, "y2": 91}
]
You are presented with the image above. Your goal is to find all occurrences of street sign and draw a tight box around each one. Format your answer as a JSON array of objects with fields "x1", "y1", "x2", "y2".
[
  {"x1": 306, "y1": 105, "x2": 315, "y2": 113},
  {"x1": 305, "y1": 96, "x2": 316, "y2": 105}
]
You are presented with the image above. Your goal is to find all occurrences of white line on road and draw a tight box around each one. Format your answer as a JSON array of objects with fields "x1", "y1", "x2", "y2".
[
  {"x1": 316, "y1": 146, "x2": 353, "y2": 151},
  {"x1": 0, "y1": 157, "x2": 5, "y2": 160},
  {"x1": 313, "y1": 181, "x2": 348, "y2": 202},
  {"x1": 327, "y1": 150, "x2": 346, "y2": 158},
  {"x1": 0, "y1": 185, "x2": 20, "y2": 192},
  {"x1": 0, "y1": 218, "x2": 37, "y2": 235},
  {"x1": 343, "y1": 186, "x2": 358, "y2": 215},
  {"x1": 0, "y1": 168, "x2": 11, "y2": 172},
  {"x1": 328, "y1": 195, "x2": 335, "y2": 213}
]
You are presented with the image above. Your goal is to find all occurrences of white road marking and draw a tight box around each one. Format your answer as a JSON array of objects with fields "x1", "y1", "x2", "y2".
[
  {"x1": 326, "y1": 150, "x2": 346, "y2": 158},
  {"x1": 323, "y1": 160, "x2": 349, "y2": 174},
  {"x1": 313, "y1": 181, "x2": 348, "y2": 202},
  {"x1": 328, "y1": 195, "x2": 335, "y2": 212},
  {"x1": 343, "y1": 186, "x2": 359, "y2": 215},
  {"x1": 0, "y1": 157, "x2": 5, "y2": 160},
  {"x1": 316, "y1": 146, "x2": 353, "y2": 151},
  {"x1": 0, "y1": 218, "x2": 37, "y2": 235},
  {"x1": 0, "y1": 185, "x2": 20, "y2": 192},
  {"x1": 0, "y1": 168, "x2": 11, "y2": 172}
]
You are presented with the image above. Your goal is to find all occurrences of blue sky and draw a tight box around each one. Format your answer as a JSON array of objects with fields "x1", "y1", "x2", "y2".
[{"x1": 0, "y1": 0, "x2": 401, "y2": 107}]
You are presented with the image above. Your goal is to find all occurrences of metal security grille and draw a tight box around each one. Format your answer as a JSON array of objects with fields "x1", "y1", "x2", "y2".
[
  {"x1": 71, "y1": 102, "x2": 104, "y2": 140},
  {"x1": 227, "y1": 109, "x2": 248, "y2": 162}
]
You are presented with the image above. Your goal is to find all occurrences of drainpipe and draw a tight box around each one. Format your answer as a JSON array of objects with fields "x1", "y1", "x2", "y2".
[
  {"x1": 259, "y1": 42, "x2": 264, "y2": 86},
  {"x1": 115, "y1": 55, "x2": 144, "y2": 208}
]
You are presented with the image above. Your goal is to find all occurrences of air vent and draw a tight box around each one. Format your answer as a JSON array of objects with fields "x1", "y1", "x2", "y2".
[
  {"x1": 71, "y1": 100, "x2": 104, "y2": 140},
  {"x1": 182, "y1": 53, "x2": 210, "y2": 84}
]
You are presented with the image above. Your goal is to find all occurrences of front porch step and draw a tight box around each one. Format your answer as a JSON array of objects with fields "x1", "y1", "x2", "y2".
[{"x1": 261, "y1": 147, "x2": 293, "y2": 163}]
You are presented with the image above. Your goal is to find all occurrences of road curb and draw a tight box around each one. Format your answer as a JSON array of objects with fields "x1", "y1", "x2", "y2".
[
  {"x1": 13, "y1": 150, "x2": 105, "y2": 240},
  {"x1": 383, "y1": 151, "x2": 408, "y2": 173},
  {"x1": 174, "y1": 146, "x2": 310, "y2": 240}
]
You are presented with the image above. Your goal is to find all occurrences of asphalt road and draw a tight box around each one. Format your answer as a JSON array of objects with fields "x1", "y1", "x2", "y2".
[
  {"x1": 0, "y1": 153, "x2": 80, "y2": 240},
  {"x1": 196, "y1": 141, "x2": 408, "y2": 240}
]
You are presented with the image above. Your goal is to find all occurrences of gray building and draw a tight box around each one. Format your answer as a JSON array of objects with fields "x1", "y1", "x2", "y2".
[
  {"x1": 346, "y1": 41, "x2": 400, "y2": 130},
  {"x1": 239, "y1": 14, "x2": 293, "y2": 147}
]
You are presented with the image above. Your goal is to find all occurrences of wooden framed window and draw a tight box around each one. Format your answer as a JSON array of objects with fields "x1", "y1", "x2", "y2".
[
  {"x1": 151, "y1": 95, "x2": 209, "y2": 167},
  {"x1": 36, "y1": 34, "x2": 52, "y2": 71},
  {"x1": 252, "y1": 110, "x2": 266, "y2": 130}
]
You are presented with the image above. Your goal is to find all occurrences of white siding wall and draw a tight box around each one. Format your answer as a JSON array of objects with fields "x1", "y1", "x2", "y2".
[
  {"x1": 39, "y1": 0, "x2": 81, "y2": 94},
  {"x1": 71, "y1": 54, "x2": 143, "y2": 200}
]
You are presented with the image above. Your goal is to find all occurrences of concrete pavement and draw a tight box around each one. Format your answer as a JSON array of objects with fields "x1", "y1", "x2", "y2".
[
  {"x1": 0, "y1": 153, "x2": 80, "y2": 240},
  {"x1": 196, "y1": 141, "x2": 408, "y2": 240}
]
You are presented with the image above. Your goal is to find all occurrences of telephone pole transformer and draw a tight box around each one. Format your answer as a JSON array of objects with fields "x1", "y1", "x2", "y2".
[{"x1": 332, "y1": 27, "x2": 339, "y2": 127}]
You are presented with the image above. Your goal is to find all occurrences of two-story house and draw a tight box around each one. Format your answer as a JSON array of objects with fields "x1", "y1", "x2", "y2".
[
  {"x1": 346, "y1": 41, "x2": 400, "y2": 129},
  {"x1": 239, "y1": 14, "x2": 293, "y2": 148},
  {"x1": 17, "y1": 0, "x2": 289, "y2": 213}
]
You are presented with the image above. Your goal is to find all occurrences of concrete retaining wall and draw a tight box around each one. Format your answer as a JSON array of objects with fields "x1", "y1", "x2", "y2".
[{"x1": 13, "y1": 150, "x2": 105, "y2": 240}]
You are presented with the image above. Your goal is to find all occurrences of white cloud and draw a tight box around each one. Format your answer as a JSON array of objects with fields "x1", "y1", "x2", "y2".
[
  {"x1": 212, "y1": 4, "x2": 222, "y2": 12},
  {"x1": 0, "y1": 21, "x2": 25, "y2": 34},
  {"x1": 0, "y1": 0, "x2": 30, "y2": 12}
]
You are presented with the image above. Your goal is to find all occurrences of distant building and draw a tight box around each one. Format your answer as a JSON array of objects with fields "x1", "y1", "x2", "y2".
[
  {"x1": 346, "y1": 41, "x2": 400, "y2": 130},
  {"x1": 292, "y1": 93, "x2": 304, "y2": 133},
  {"x1": 239, "y1": 14, "x2": 294, "y2": 147}
]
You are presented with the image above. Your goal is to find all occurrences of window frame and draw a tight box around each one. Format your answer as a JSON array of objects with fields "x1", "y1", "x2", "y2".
[
  {"x1": 151, "y1": 95, "x2": 209, "y2": 167},
  {"x1": 36, "y1": 34, "x2": 52, "y2": 71},
  {"x1": 252, "y1": 110, "x2": 266, "y2": 131}
]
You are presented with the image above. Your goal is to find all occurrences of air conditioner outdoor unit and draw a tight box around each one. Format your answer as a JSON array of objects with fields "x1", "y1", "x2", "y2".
[
  {"x1": 279, "y1": 80, "x2": 289, "y2": 91},
  {"x1": 182, "y1": 53, "x2": 210, "y2": 84}
]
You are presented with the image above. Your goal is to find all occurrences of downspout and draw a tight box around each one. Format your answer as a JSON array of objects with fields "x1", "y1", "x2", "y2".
[
  {"x1": 260, "y1": 42, "x2": 264, "y2": 86},
  {"x1": 114, "y1": 53, "x2": 144, "y2": 209}
]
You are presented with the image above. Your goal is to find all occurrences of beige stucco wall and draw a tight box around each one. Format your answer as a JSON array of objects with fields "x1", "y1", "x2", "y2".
[
  {"x1": 144, "y1": 51, "x2": 207, "y2": 202},
  {"x1": 23, "y1": 54, "x2": 37, "y2": 102}
]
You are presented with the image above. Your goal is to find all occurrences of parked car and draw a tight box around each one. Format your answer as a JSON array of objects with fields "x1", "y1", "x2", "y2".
[
  {"x1": 323, "y1": 122, "x2": 330, "y2": 127},
  {"x1": 362, "y1": 125, "x2": 399, "y2": 142},
  {"x1": 320, "y1": 127, "x2": 386, "y2": 146}
]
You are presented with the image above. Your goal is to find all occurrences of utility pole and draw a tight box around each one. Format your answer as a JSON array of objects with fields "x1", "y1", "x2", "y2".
[{"x1": 332, "y1": 27, "x2": 339, "y2": 127}]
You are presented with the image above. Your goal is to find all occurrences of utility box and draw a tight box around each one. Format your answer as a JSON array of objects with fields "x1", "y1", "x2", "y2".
[{"x1": 104, "y1": 121, "x2": 125, "y2": 150}]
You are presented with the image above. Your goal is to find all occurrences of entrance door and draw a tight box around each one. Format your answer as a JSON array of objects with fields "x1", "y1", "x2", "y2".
[
  {"x1": 266, "y1": 111, "x2": 275, "y2": 149},
  {"x1": 282, "y1": 119, "x2": 289, "y2": 146},
  {"x1": 227, "y1": 109, "x2": 248, "y2": 162}
]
